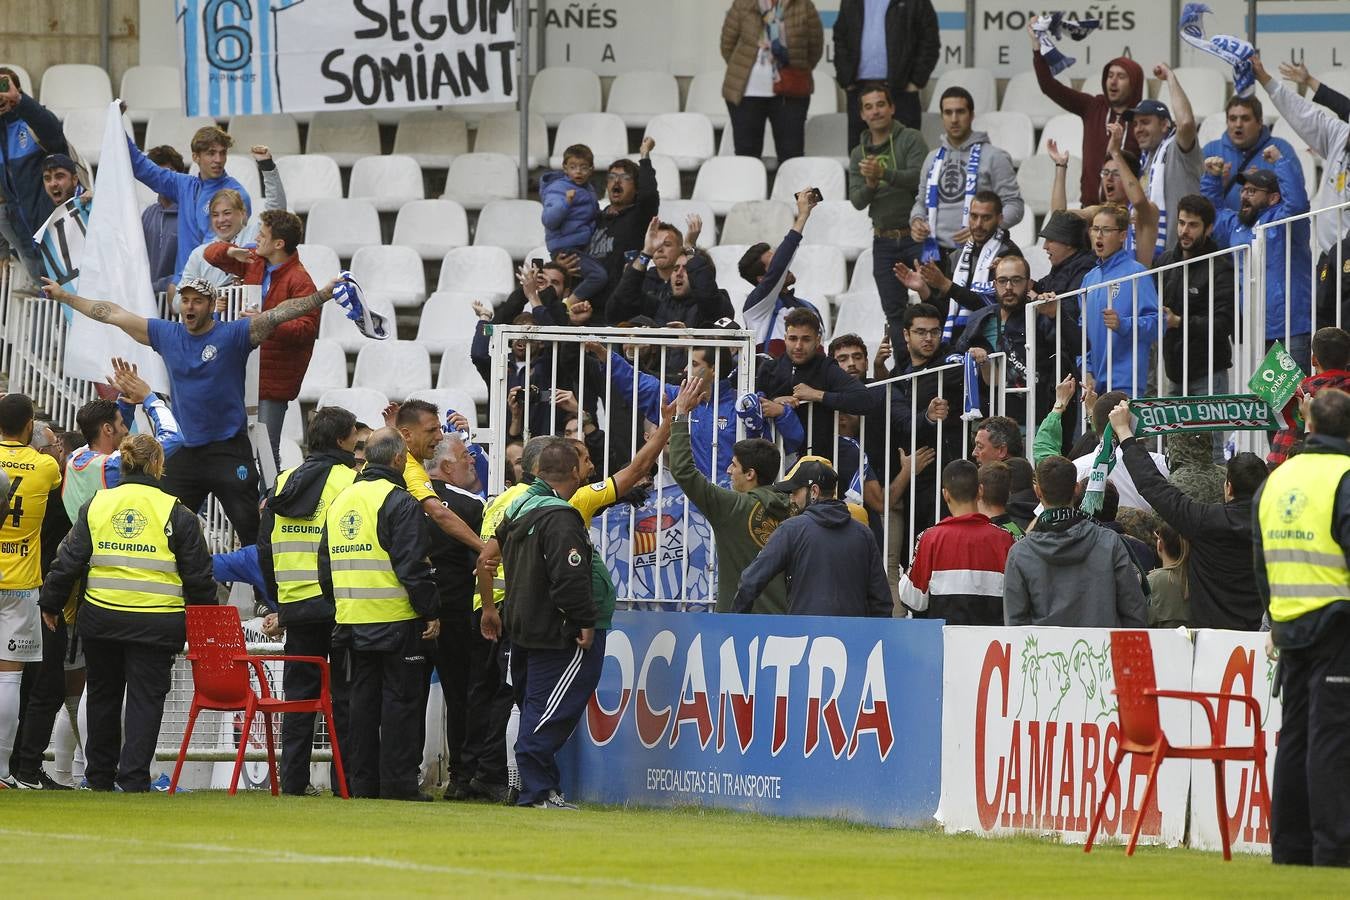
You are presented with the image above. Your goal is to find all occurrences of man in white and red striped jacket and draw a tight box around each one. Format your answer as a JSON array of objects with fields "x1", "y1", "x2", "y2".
[{"x1": 898, "y1": 459, "x2": 1015, "y2": 624}]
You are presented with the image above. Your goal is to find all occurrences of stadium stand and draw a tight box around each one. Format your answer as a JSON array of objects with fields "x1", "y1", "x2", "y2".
[
  {"x1": 926, "y1": 67, "x2": 996, "y2": 115},
  {"x1": 692, "y1": 156, "x2": 768, "y2": 216},
  {"x1": 720, "y1": 200, "x2": 795, "y2": 246},
  {"x1": 644, "y1": 113, "x2": 718, "y2": 171},
  {"x1": 529, "y1": 66, "x2": 603, "y2": 126},
  {"x1": 349, "y1": 246, "x2": 427, "y2": 309},
  {"x1": 304, "y1": 111, "x2": 382, "y2": 166},
  {"x1": 657, "y1": 200, "x2": 718, "y2": 248},
  {"x1": 317, "y1": 293, "x2": 396, "y2": 352},
  {"x1": 1036, "y1": 113, "x2": 1085, "y2": 157},
  {"x1": 226, "y1": 113, "x2": 301, "y2": 156},
  {"x1": 143, "y1": 112, "x2": 218, "y2": 158},
  {"x1": 549, "y1": 112, "x2": 629, "y2": 168},
  {"x1": 800, "y1": 201, "x2": 872, "y2": 261},
  {"x1": 391, "y1": 110, "x2": 471, "y2": 168},
  {"x1": 999, "y1": 69, "x2": 1070, "y2": 128},
  {"x1": 415, "y1": 292, "x2": 483, "y2": 350},
  {"x1": 391, "y1": 200, "x2": 470, "y2": 261},
  {"x1": 295, "y1": 338, "x2": 349, "y2": 403},
  {"x1": 443, "y1": 152, "x2": 521, "y2": 209},
  {"x1": 348, "y1": 155, "x2": 424, "y2": 212},
  {"x1": 436, "y1": 246, "x2": 514, "y2": 301},
  {"x1": 804, "y1": 113, "x2": 850, "y2": 165},
  {"x1": 274, "y1": 154, "x2": 342, "y2": 215},
  {"x1": 119, "y1": 64, "x2": 180, "y2": 124},
  {"x1": 1153, "y1": 66, "x2": 1229, "y2": 120},
  {"x1": 473, "y1": 199, "x2": 546, "y2": 261},
  {"x1": 972, "y1": 111, "x2": 1035, "y2": 166},
  {"x1": 769, "y1": 156, "x2": 846, "y2": 203},
  {"x1": 315, "y1": 387, "x2": 390, "y2": 430},
  {"x1": 352, "y1": 341, "x2": 433, "y2": 400},
  {"x1": 684, "y1": 68, "x2": 731, "y2": 128},
  {"x1": 39, "y1": 63, "x2": 112, "y2": 114},
  {"x1": 605, "y1": 70, "x2": 681, "y2": 127},
  {"x1": 303, "y1": 199, "x2": 381, "y2": 259},
  {"x1": 472, "y1": 110, "x2": 548, "y2": 168}
]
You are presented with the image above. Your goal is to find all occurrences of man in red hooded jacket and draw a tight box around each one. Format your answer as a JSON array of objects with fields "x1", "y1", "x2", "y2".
[
  {"x1": 1029, "y1": 27, "x2": 1144, "y2": 207},
  {"x1": 205, "y1": 209, "x2": 318, "y2": 468}
]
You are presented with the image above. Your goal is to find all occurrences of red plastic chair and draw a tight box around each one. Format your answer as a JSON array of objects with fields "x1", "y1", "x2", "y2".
[
  {"x1": 1084, "y1": 630, "x2": 1270, "y2": 860},
  {"x1": 168, "y1": 605, "x2": 349, "y2": 798}
]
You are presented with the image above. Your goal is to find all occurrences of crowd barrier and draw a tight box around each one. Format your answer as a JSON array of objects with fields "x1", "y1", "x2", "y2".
[{"x1": 557, "y1": 615, "x2": 1280, "y2": 855}]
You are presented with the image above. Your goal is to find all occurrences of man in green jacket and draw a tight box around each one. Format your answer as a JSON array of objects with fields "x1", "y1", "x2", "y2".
[
  {"x1": 848, "y1": 82, "x2": 928, "y2": 345},
  {"x1": 669, "y1": 379, "x2": 792, "y2": 614}
]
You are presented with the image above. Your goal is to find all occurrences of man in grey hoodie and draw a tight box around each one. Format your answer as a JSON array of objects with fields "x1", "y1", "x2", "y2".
[
  {"x1": 1002, "y1": 455, "x2": 1148, "y2": 627},
  {"x1": 732, "y1": 458, "x2": 892, "y2": 617},
  {"x1": 909, "y1": 85, "x2": 1024, "y2": 252}
]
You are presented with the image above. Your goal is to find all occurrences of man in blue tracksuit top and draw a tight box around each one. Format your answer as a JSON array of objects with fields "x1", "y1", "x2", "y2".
[
  {"x1": 590, "y1": 346, "x2": 804, "y2": 487},
  {"x1": 1081, "y1": 205, "x2": 1159, "y2": 397},
  {"x1": 1201, "y1": 149, "x2": 1312, "y2": 372},
  {"x1": 126, "y1": 124, "x2": 251, "y2": 283},
  {"x1": 0, "y1": 69, "x2": 68, "y2": 277},
  {"x1": 1199, "y1": 94, "x2": 1297, "y2": 214}
]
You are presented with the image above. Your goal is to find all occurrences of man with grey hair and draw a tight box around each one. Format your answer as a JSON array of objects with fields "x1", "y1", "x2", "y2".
[
  {"x1": 319, "y1": 426, "x2": 438, "y2": 801},
  {"x1": 972, "y1": 415, "x2": 1023, "y2": 465}
]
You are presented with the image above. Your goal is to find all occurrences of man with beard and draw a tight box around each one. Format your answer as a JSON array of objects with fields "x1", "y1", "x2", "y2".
[
  {"x1": 607, "y1": 219, "x2": 729, "y2": 327},
  {"x1": 607, "y1": 217, "x2": 719, "y2": 326},
  {"x1": 1127, "y1": 67, "x2": 1201, "y2": 258},
  {"x1": 1157, "y1": 194, "x2": 1236, "y2": 406},
  {"x1": 894, "y1": 190, "x2": 1018, "y2": 346},
  {"x1": 1203, "y1": 149, "x2": 1313, "y2": 372},
  {"x1": 1081, "y1": 205, "x2": 1158, "y2": 398},
  {"x1": 586, "y1": 136, "x2": 660, "y2": 317},
  {"x1": 1201, "y1": 95, "x2": 1297, "y2": 214},
  {"x1": 956, "y1": 255, "x2": 1080, "y2": 425}
]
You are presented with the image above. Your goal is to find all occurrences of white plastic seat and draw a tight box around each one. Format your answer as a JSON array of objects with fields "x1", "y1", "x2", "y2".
[
  {"x1": 435, "y1": 340, "x2": 488, "y2": 404},
  {"x1": 120, "y1": 65, "x2": 181, "y2": 124},
  {"x1": 606, "y1": 70, "x2": 680, "y2": 127},
  {"x1": 63, "y1": 108, "x2": 128, "y2": 166},
  {"x1": 274, "y1": 154, "x2": 342, "y2": 214},
  {"x1": 812, "y1": 291, "x2": 833, "y2": 342},
  {"x1": 352, "y1": 341, "x2": 432, "y2": 399},
  {"x1": 40, "y1": 64, "x2": 112, "y2": 114},
  {"x1": 282, "y1": 400, "x2": 305, "y2": 442},
  {"x1": 770, "y1": 156, "x2": 846, "y2": 203},
  {"x1": 1008, "y1": 216, "x2": 1036, "y2": 253},
  {"x1": 349, "y1": 245, "x2": 427, "y2": 309},
  {"x1": 316, "y1": 388, "x2": 391, "y2": 429},
  {"x1": 789, "y1": 244, "x2": 848, "y2": 304},
  {"x1": 348, "y1": 155, "x2": 424, "y2": 212},
  {"x1": 279, "y1": 437, "x2": 304, "y2": 471},
  {"x1": 226, "y1": 114, "x2": 301, "y2": 156},
  {"x1": 472, "y1": 111, "x2": 547, "y2": 167},
  {"x1": 642, "y1": 113, "x2": 716, "y2": 171},
  {"x1": 529, "y1": 67, "x2": 603, "y2": 127},
  {"x1": 392, "y1": 199, "x2": 470, "y2": 260},
  {"x1": 707, "y1": 245, "x2": 750, "y2": 293},
  {"x1": 832, "y1": 290, "x2": 886, "y2": 355},
  {"x1": 296, "y1": 338, "x2": 349, "y2": 403},
  {"x1": 1000, "y1": 70, "x2": 1071, "y2": 128},
  {"x1": 144, "y1": 112, "x2": 218, "y2": 158},
  {"x1": 474, "y1": 199, "x2": 545, "y2": 261},
  {"x1": 188, "y1": 155, "x2": 260, "y2": 203},
  {"x1": 684, "y1": 68, "x2": 730, "y2": 129},
  {"x1": 718, "y1": 122, "x2": 777, "y2": 164},
  {"x1": 0, "y1": 64, "x2": 34, "y2": 96},
  {"x1": 549, "y1": 112, "x2": 628, "y2": 169},
  {"x1": 720, "y1": 200, "x2": 795, "y2": 246},
  {"x1": 626, "y1": 153, "x2": 682, "y2": 200},
  {"x1": 800, "y1": 200, "x2": 871, "y2": 261},
  {"x1": 1017, "y1": 154, "x2": 1081, "y2": 216},
  {"x1": 691, "y1": 156, "x2": 768, "y2": 216},
  {"x1": 972, "y1": 111, "x2": 1034, "y2": 166},
  {"x1": 304, "y1": 198, "x2": 382, "y2": 259},
  {"x1": 657, "y1": 200, "x2": 717, "y2": 249},
  {"x1": 317, "y1": 292, "x2": 397, "y2": 353},
  {"x1": 1198, "y1": 112, "x2": 1227, "y2": 150},
  {"x1": 807, "y1": 66, "x2": 840, "y2": 118},
  {"x1": 804, "y1": 113, "x2": 849, "y2": 165},
  {"x1": 847, "y1": 248, "x2": 874, "y2": 293},
  {"x1": 443, "y1": 153, "x2": 520, "y2": 210},
  {"x1": 1155, "y1": 67, "x2": 1228, "y2": 121},
  {"x1": 305, "y1": 111, "x2": 381, "y2": 166},
  {"x1": 296, "y1": 243, "x2": 341, "y2": 287},
  {"x1": 926, "y1": 68, "x2": 997, "y2": 116},
  {"x1": 407, "y1": 388, "x2": 479, "y2": 426},
  {"x1": 392, "y1": 110, "x2": 469, "y2": 168},
  {"x1": 437, "y1": 246, "x2": 515, "y2": 300},
  {"x1": 1037, "y1": 113, "x2": 1085, "y2": 157},
  {"x1": 415, "y1": 291, "x2": 484, "y2": 349}
]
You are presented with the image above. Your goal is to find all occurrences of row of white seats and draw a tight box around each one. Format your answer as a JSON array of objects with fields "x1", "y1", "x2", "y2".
[{"x1": 284, "y1": 385, "x2": 482, "y2": 449}]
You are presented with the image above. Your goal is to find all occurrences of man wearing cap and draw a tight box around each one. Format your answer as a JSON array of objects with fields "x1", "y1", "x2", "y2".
[
  {"x1": 1203, "y1": 147, "x2": 1314, "y2": 372},
  {"x1": 1128, "y1": 66, "x2": 1202, "y2": 258},
  {"x1": 40, "y1": 272, "x2": 340, "y2": 545},
  {"x1": 39, "y1": 154, "x2": 86, "y2": 208},
  {"x1": 731, "y1": 458, "x2": 892, "y2": 617},
  {"x1": 1036, "y1": 211, "x2": 1095, "y2": 296}
]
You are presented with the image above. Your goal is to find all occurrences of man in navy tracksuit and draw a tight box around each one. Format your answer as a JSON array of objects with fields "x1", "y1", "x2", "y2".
[
  {"x1": 0, "y1": 68, "x2": 68, "y2": 278},
  {"x1": 493, "y1": 438, "x2": 611, "y2": 809}
]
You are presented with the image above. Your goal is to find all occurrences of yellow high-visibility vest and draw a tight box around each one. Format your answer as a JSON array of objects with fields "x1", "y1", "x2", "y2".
[
  {"x1": 271, "y1": 464, "x2": 355, "y2": 606},
  {"x1": 1259, "y1": 452, "x2": 1350, "y2": 622},
  {"x1": 85, "y1": 482, "x2": 183, "y2": 614},
  {"x1": 327, "y1": 479, "x2": 416, "y2": 625}
]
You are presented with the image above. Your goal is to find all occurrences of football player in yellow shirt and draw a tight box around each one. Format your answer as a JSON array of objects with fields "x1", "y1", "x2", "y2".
[
  {"x1": 0, "y1": 394, "x2": 63, "y2": 787},
  {"x1": 385, "y1": 400, "x2": 484, "y2": 553}
]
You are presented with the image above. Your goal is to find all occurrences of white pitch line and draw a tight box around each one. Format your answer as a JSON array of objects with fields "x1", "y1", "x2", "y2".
[{"x1": 0, "y1": 828, "x2": 775, "y2": 898}]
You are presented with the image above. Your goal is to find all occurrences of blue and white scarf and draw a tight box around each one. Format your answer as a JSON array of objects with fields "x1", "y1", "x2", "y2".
[
  {"x1": 1140, "y1": 134, "x2": 1173, "y2": 261},
  {"x1": 942, "y1": 227, "x2": 1006, "y2": 341},
  {"x1": 961, "y1": 351, "x2": 983, "y2": 422},
  {"x1": 332, "y1": 271, "x2": 390, "y2": 340},
  {"x1": 1179, "y1": 4, "x2": 1255, "y2": 97},
  {"x1": 921, "y1": 141, "x2": 983, "y2": 263},
  {"x1": 735, "y1": 392, "x2": 767, "y2": 437},
  {"x1": 1032, "y1": 13, "x2": 1102, "y2": 76}
]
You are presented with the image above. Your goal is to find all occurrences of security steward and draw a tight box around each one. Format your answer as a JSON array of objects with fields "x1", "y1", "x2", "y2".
[
  {"x1": 39, "y1": 434, "x2": 215, "y2": 792},
  {"x1": 257, "y1": 406, "x2": 359, "y2": 796},
  {"x1": 318, "y1": 427, "x2": 439, "y2": 802},
  {"x1": 1254, "y1": 388, "x2": 1350, "y2": 867},
  {"x1": 495, "y1": 437, "x2": 605, "y2": 810}
]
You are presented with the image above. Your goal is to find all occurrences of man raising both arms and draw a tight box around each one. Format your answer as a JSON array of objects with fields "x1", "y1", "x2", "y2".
[{"x1": 40, "y1": 274, "x2": 340, "y2": 544}]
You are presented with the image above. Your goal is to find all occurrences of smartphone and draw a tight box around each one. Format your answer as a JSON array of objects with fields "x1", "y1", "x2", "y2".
[
  {"x1": 0, "y1": 76, "x2": 9, "y2": 93},
  {"x1": 808, "y1": 187, "x2": 823, "y2": 204},
  {"x1": 531, "y1": 258, "x2": 544, "y2": 269}
]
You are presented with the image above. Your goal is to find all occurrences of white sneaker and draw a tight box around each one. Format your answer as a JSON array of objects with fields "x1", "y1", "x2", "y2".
[
  {"x1": 531, "y1": 791, "x2": 578, "y2": 810},
  {"x1": 0, "y1": 775, "x2": 20, "y2": 790}
]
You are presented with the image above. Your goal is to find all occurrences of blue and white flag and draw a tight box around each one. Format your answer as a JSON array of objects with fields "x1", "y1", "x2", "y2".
[
  {"x1": 735, "y1": 392, "x2": 766, "y2": 437},
  {"x1": 960, "y1": 351, "x2": 983, "y2": 422},
  {"x1": 1178, "y1": 4, "x2": 1255, "y2": 97},
  {"x1": 332, "y1": 271, "x2": 389, "y2": 340}
]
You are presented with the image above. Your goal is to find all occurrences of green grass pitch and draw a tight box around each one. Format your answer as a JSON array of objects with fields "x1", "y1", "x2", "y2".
[{"x1": 1, "y1": 792, "x2": 1341, "y2": 897}]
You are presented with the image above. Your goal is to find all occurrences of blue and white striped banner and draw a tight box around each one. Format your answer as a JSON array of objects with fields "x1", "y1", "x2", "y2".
[{"x1": 176, "y1": 0, "x2": 518, "y2": 117}]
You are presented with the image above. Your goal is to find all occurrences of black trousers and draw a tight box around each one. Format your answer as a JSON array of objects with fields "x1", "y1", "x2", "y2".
[
  {"x1": 846, "y1": 87, "x2": 922, "y2": 153},
  {"x1": 348, "y1": 632, "x2": 427, "y2": 799},
  {"x1": 458, "y1": 609, "x2": 514, "y2": 786},
  {"x1": 14, "y1": 615, "x2": 70, "y2": 781},
  {"x1": 424, "y1": 596, "x2": 472, "y2": 784},
  {"x1": 161, "y1": 433, "x2": 260, "y2": 545},
  {"x1": 279, "y1": 621, "x2": 335, "y2": 795},
  {"x1": 1272, "y1": 623, "x2": 1350, "y2": 866},
  {"x1": 83, "y1": 638, "x2": 174, "y2": 792},
  {"x1": 726, "y1": 95, "x2": 808, "y2": 161}
]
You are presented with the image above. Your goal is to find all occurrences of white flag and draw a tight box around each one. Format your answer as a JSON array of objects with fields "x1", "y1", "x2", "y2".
[{"x1": 63, "y1": 101, "x2": 169, "y2": 393}]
